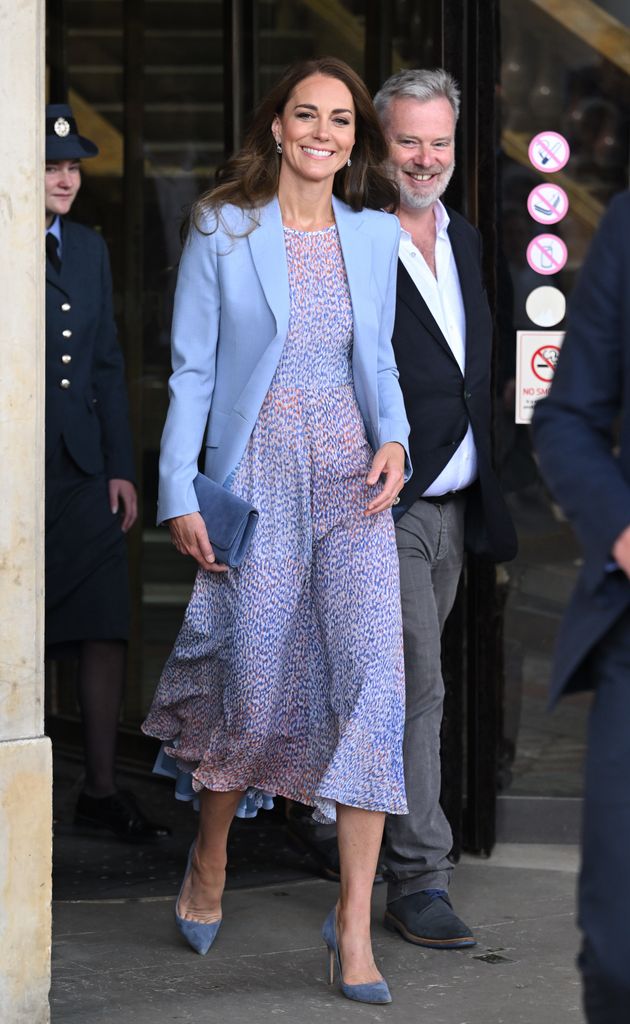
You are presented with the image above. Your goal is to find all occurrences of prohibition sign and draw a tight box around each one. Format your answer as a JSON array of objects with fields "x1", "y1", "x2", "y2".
[
  {"x1": 527, "y1": 183, "x2": 569, "y2": 225},
  {"x1": 531, "y1": 345, "x2": 560, "y2": 382},
  {"x1": 526, "y1": 233, "x2": 568, "y2": 276},
  {"x1": 528, "y1": 131, "x2": 570, "y2": 173}
]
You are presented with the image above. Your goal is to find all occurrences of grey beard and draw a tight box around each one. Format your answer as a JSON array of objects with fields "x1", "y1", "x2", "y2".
[{"x1": 396, "y1": 160, "x2": 455, "y2": 210}]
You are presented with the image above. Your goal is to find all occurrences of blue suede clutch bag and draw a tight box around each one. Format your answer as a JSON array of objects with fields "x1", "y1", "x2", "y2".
[{"x1": 193, "y1": 472, "x2": 259, "y2": 568}]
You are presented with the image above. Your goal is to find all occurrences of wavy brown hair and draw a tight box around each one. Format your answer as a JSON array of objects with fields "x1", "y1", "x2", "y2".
[{"x1": 190, "y1": 56, "x2": 398, "y2": 235}]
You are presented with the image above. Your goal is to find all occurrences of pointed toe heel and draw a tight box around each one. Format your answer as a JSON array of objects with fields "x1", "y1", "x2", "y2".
[
  {"x1": 175, "y1": 912, "x2": 221, "y2": 956},
  {"x1": 322, "y1": 907, "x2": 392, "y2": 1005},
  {"x1": 175, "y1": 843, "x2": 222, "y2": 955}
]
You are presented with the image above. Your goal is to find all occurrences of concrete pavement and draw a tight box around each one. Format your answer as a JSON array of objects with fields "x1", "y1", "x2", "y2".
[{"x1": 52, "y1": 843, "x2": 583, "y2": 1024}]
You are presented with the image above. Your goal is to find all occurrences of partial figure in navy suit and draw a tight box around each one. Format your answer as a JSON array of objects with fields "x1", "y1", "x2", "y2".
[
  {"x1": 45, "y1": 105, "x2": 169, "y2": 842},
  {"x1": 142, "y1": 58, "x2": 410, "y2": 1002},
  {"x1": 533, "y1": 191, "x2": 630, "y2": 1023}
]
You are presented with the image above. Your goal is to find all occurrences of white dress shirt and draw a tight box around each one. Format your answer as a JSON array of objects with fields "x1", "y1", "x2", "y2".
[{"x1": 399, "y1": 200, "x2": 478, "y2": 496}]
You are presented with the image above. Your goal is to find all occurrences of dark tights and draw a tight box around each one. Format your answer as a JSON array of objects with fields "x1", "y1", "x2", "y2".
[{"x1": 77, "y1": 639, "x2": 127, "y2": 797}]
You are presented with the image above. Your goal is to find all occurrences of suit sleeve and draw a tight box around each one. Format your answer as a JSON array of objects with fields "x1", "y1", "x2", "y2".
[
  {"x1": 376, "y1": 215, "x2": 412, "y2": 478},
  {"x1": 157, "y1": 216, "x2": 221, "y2": 524},
  {"x1": 92, "y1": 235, "x2": 136, "y2": 482},
  {"x1": 532, "y1": 193, "x2": 630, "y2": 577}
]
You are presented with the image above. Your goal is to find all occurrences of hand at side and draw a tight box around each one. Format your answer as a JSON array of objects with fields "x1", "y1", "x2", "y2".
[
  {"x1": 612, "y1": 523, "x2": 630, "y2": 579},
  {"x1": 167, "y1": 511, "x2": 229, "y2": 572},
  {"x1": 364, "y1": 442, "x2": 405, "y2": 516},
  {"x1": 108, "y1": 478, "x2": 138, "y2": 532}
]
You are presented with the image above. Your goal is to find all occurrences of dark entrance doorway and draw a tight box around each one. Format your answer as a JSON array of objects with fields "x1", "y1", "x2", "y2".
[{"x1": 46, "y1": 0, "x2": 629, "y2": 864}]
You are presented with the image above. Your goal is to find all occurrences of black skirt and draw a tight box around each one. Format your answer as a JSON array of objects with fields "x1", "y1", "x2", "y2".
[{"x1": 45, "y1": 442, "x2": 130, "y2": 649}]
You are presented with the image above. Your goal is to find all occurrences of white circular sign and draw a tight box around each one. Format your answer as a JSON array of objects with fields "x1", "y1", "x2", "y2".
[
  {"x1": 526, "y1": 234, "x2": 568, "y2": 276},
  {"x1": 525, "y1": 286, "x2": 566, "y2": 327},
  {"x1": 528, "y1": 131, "x2": 570, "y2": 173},
  {"x1": 527, "y1": 184, "x2": 569, "y2": 225}
]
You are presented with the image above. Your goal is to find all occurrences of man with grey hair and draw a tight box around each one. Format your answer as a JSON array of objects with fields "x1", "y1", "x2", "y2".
[{"x1": 372, "y1": 68, "x2": 517, "y2": 948}]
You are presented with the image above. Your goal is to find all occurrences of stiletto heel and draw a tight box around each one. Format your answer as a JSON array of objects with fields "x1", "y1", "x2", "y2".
[
  {"x1": 328, "y1": 947, "x2": 335, "y2": 985},
  {"x1": 321, "y1": 907, "x2": 392, "y2": 1004},
  {"x1": 175, "y1": 843, "x2": 222, "y2": 955}
]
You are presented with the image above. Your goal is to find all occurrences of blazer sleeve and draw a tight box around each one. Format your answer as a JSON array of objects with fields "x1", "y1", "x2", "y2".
[
  {"x1": 92, "y1": 234, "x2": 136, "y2": 482},
  {"x1": 157, "y1": 215, "x2": 221, "y2": 524},
  {"x1": 532, "y1": 193, "x2": 630, "y2": 579},
  {"x1": 375, "y1": 215, "x2": 412, "y2": 478}
]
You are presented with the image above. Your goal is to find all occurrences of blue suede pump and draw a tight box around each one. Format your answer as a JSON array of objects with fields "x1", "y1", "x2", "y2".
[
  {"x1": 322, "y1": 907, "x2": 392, "y2": 1004},
  {"x1": 175, "y1": 843, "x2": 222, "y2": 955}
]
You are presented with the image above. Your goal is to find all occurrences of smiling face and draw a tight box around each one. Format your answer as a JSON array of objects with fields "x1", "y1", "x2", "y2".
[
  {"x1": 45, "y1": 159, "x2": 82, "y2": 224},
  {"x1": 384, "y1": 95, "x2": 455, "y2": 211},
  {"x1": 272, "y1": 73, "x2": 355, "y2": 188}
]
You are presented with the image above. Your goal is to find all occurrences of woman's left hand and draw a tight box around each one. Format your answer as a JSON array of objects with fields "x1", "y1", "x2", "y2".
[{"x1": 364, "y1": 442, "x2": 405, "y2": 515}]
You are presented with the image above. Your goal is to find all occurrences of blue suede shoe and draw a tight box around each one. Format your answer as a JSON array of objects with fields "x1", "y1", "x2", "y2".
[
  {"x1": 322, "y1": 907, "x2": 392, "y2": 1004},
  {"x1": 175, "y1": 843, "x2": 222, "y2": 955}
]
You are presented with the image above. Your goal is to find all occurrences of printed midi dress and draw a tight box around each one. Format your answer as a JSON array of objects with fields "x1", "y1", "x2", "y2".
[{"x1": 142, "y1": 225, "x2": 408, "y2": 823}]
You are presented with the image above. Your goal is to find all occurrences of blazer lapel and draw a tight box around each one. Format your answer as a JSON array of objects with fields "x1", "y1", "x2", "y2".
[
  {"x1": 247, "y1": 197, "x2": 290, "y2": 341},
  {"x1": 397, "y1": 259, "x2": 458, "y2": 364},
  {"x1": 45, "y1": 228, "x2": 69, "y2": 295},
  {"x1": 447, "y1": 214, "x2": 480, "y2": 332},
  {"x1": 332, "y1": 195, "x2": 373, "y2": 333},
  {"x1": 47, "y1": 219, "x2": 78, "y2": 299}
]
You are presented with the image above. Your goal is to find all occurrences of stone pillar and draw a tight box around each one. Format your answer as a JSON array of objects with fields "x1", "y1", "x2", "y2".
[{"x1": 0, "y1": 2, "x2": 51, "y2": 1023}]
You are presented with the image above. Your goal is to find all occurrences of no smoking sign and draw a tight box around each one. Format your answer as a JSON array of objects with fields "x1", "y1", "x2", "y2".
[
  {"x1": 532, "y1": 344, "x2": 560, "y2": 382},
  {"x1": 515, "y1": 330, "x2": 565, "y2": 423}
]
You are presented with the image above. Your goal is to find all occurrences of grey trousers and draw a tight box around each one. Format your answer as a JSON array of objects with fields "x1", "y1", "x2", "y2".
[{"x1": 384, "y1": 495, "x2": 466, "y2": 902}]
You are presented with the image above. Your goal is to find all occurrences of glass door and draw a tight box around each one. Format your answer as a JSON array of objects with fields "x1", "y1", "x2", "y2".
[{"x1": 496, "y1": 0, "x2": 630, "y2": 813}]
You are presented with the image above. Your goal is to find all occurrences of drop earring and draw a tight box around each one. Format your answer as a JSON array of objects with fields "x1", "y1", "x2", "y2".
[
  {"x1": 276, "y1": 141, "x2": 283, "y2": 154},
  {"x1": 347, "y1": 157, "x2": 352, "y2": 167}
]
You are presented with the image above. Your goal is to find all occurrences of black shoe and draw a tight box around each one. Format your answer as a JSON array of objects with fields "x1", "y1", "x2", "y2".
[
  {"x1": 74, "y1": 788, "x2": 172, "y2": 842},
  {"x1": 384, "y1": 889, "x2": 476, "y2": 949}
]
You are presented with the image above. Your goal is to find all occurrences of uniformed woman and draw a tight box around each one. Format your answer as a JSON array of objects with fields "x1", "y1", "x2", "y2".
[{"x1": 45, "y1": 103, "x2": 168, "y2": 840}]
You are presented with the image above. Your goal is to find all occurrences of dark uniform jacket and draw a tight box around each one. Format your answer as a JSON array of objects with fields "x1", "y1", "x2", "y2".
[
  {"x1": 392, "y1": 207, "x2": 517, "y2": 562},
  {"x1": 46, "y1": 219, "x2": 135, "y2": 482}
]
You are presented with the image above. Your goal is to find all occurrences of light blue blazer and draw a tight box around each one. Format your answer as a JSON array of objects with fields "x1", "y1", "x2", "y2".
[{"x1": 158, "y1": 194, "x2": 411, "y2": 524}]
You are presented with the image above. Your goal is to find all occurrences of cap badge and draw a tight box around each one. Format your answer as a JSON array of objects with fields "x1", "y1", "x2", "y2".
[{"x1": 54, "y1": 117, "x2": 70, "y2": 138}]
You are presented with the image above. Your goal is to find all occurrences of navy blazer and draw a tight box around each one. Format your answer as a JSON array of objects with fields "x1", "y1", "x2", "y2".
[
  {"x1": 46, "y1": 220, "x2": 135, "y2": 481},
  {"x1": 158, "y1": 196, "x2": 411, "y2": 524},
  {"x1": 392, "y1": 207, "x2": 517, "y2": 562},
  {"x1": 532, "y1": 191, "x2": 630, "y2": 704}
]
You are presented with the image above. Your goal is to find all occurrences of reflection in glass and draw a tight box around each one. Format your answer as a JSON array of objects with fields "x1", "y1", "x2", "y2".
[{"x1": 497, "y1": 0, "x2": 629, "y2": 797}]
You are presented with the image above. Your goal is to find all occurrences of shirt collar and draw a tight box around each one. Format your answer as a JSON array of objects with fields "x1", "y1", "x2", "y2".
[
  {"x1": 400, "y1": 199, "x2": 450, "y2": 242},
  {"x1": 46, "y1": 215, "x2": 62, "y2": 244}
]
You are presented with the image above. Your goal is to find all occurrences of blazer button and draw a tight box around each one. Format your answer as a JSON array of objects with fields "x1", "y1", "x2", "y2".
[
  {"x1": 61, "y1": 354, "x2": 71, "y2": 364},
  {"x1": 464, "y1": 390, "x2": 472, "y2": 399},
  {"x1": 61, "y1": 302, "x2": 71, "y2": 312},
  {"x1": 60, "y1": 378, "x2": 71, "y2": 389},
  {"x1": 62, "y1": 329, "x2": 72, "y2": 338}
]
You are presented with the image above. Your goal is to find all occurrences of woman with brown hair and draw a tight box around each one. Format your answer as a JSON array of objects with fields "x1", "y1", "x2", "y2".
[{"x1": 143, "y1": 57, "x2": 410, "y2": 1003}]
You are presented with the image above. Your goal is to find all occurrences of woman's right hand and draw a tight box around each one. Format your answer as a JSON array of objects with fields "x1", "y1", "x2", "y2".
[{"x1": 167, "y1": 512, "x2": 229, "y2": 573}]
